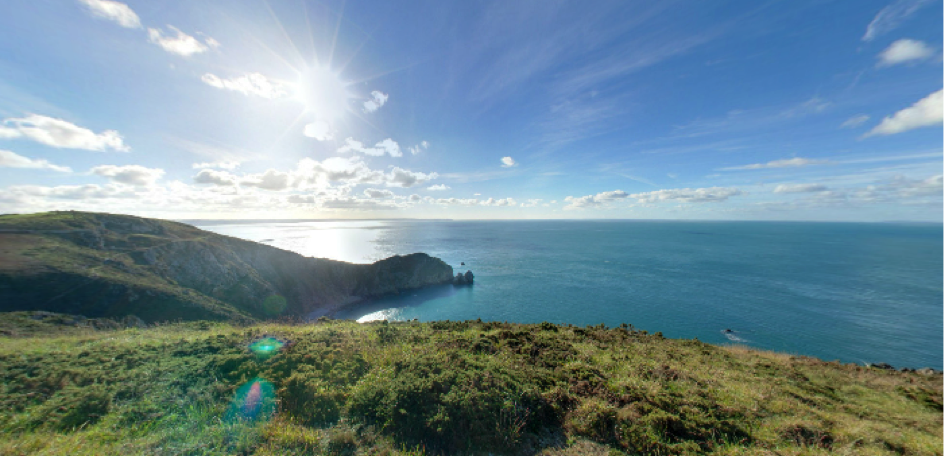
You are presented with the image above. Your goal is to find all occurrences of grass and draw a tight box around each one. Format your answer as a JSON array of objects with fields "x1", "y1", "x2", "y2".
[{"x1": 0, "y1": 314, "x2": 939, "y2": 455}]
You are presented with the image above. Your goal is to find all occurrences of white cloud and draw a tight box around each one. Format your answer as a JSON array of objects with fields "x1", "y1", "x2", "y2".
[
  {"x1": 201, "y1": 73, "x2": 288, "y2": 99},
  {"x1": 409, "y1": 194, "x2": 422, "y2": 202},
  {"x1": 4, "y1": 183, "x2": 137, "y2": 201},
  {"x1": 840, "y1": 114, "x2": 870, "y2": 129},
  {"x1": 363, "y1": 188, "x2": 394, "y2": 199},
  {"x1": 148, "y1": 26, "x2": 215, "y2": 57},
  {"x1": 2, "y1": 114, "x2": 129, "y2": 152},
  {"x1": 363, "y1": 91, "x2": 389, "y2": 113},
  {"x1": 887, "y1": 174, "x2": 943, "y2": 197},
  {"x1": 241, "y1": 169, "x2": 291, "y2": 191},
  {"x1": 866, "y1": 89, "x2": 943, "y2": 137},
  {"x1": 434, "y1": 198, "x2": 480, "y2": 206},
  {"x1": 520, "y1": 198, "x2": 543, "y2": 207},
  {"x1": 319, "y1": 197, "x2": 400, "y2": 211},
  {"x1": 563, "y1": 190, "x2": 629, "y2": 209},
  {"x1": 427, "y1": 184, "x2": 450, "y2": 191},
  {"x1": 774, "y1": 183, "x2": 828, "y2": 193},
  {"x1": 337, "y1": 137, "x2": 402, "y2": 157},
  {"x1": 721, "y1": 157, "x2": 828, "y2": 171},
  {"x1": 863, "y1": 0, "x2": 932, "y2": 41},
  {"x1": 91, "y1": 164, "x2": 164, "y2": 186},
  {"x1": 877, "y1": 39, "x2": 935, "y2": 66},
  {"x1": 192, "y1": 161, "x2": 239, "y2": 170},
  {"x1": 481, "y1": 197, "x2": 517, "y2": 207},
  {"x1": 193, "y1": 169, "x2": 237, "y2": 186},
  {"x1": 629, "y1": 187, "x2": 742, "y2": 204},
  {"x1": 386, "y1": 167, "x2": 437, "y2": 187},
  {"x1": 0, "y1": 150, "x2": 71, "y2": 172},
  {"x1": 500, "y1": 156, "x2": 517, "y2": 167},
  {"x1": 408, "y1": 140, "x2": 430, "y2": 155},
  {"x1": 303, "y1": 120, "x2": 334, "y2": 141},
  {"x1": 78, "y1": 0, "x2": 141, "y2": 28}
]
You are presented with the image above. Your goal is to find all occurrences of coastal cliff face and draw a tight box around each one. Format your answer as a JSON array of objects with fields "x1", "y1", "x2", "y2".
[{"x1": 0, "y1": 211, "x2": 453, "y2": 322}]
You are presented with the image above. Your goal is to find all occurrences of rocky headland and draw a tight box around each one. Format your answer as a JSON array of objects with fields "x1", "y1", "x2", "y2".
[{"x1": 0, "y1": 211, "x2": 455, "y2": 323}]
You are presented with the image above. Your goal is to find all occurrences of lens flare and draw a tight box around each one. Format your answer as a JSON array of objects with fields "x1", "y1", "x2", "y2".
[
  {"x1": 226, "y1": 378, "x2": 276, "y2": 422},
  {"x1": 249, "y1": 336, "x2": 286, "y2": 359}
]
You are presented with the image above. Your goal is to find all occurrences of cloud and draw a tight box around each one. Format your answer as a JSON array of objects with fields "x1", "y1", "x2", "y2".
[
  {"x1": 148, "y1": 26, "x2": 215, "y2": 56},
  {"x1": 4, "y1": 183, "x2": 137, "y2": 201},
  {"x1": 862, "y1": 0, "x2": 932, "y2": 41},
  {"x1": 721, "y1": 157, "x2": 828, "y2": 171},
  {"x1": 241, "y1": 169, "x2": 291, "y2": 191},
  {"x1": 563, "y1": 190, "x2": 629, "y2": 209},
  {"x1": 363, "y1": 188, "x2": 394, "y2": 199},
  {"x1": 434, "y1": 198, "x2": 480, "y2": 206},
  {"x1": 427, "y1": 184, "x2": 450, "y2": 191},
  {"x1": 386, "y1": 167, "x2": 437, "y2": 187},
  {"x1": 193, "y1": 169, "x2": 237, "y2": 186},
  {"x1": 520, "y1": 198, "x2": 543, "y2": 207},
  {"x1": 78, "y1": 0, "x2": 141, "y2": 28},
  {"x1": 363, "y1": 91, "x2": 389, "y2": 113},
  {"x1": 2, "y1": 114, "x2": 129, "y2": 151},
  {"x1": 481, "y1": 197, "x2": 517, "y2": 207},
  {"x1": 409, "y1": 194, "x2": 422, "y2": 202},
  {"x1": 500, "y1": 156, "x2": 517, "y2": 167},
  {"x1": 303, "y1": 120, "x2": 334, "y2": 141},
  {"x1": 865, "y1": 89, "x2": 943, "y2": 136},
  {"x1": 877, "y1": 39, "x2": 935, "y2": 66},
  {"x1": 0, "y1": 150, "x2": 71, "y2": 172},
  {"x1": 319, "y1": 197, "x2": 400, "y2": 211},
  {"x1": 629, "y1": 187, "x2": 742, "y2": 204},
  {"x1": 887, "y1": 174, "x2": 943, "y2": 197},
  {"x1": 840, "y1": 114, "x2": 871, "y2": 129},
  {"x1": 192, "y1": 161, "x2": 239, "y2": 170},
  {"x1": 774, "y1": 183, "x2": 828, "y2": 193},
  {"x1": 337, "y1": 137, "x2": 402, "y2": 157},
  {"x1": 408, "y1": 140, "x2": 430, "y2": 155},
  {"x1": 201, "y1": 73, "x2": 288, "y2": 99},
  {"x1": 91, "y1": 164, "x2": 164, "y2": 186}
]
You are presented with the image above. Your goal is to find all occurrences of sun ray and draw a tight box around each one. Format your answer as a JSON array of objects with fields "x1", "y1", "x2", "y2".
[
  {"x1": 327, "y1": 0, "x2": 346, "y2": 68},
  {"x1": 214, "y1": 7, "x2": 303, "y2": 76},
  {"x1": 262, "y1": 0, "x2": 307, "y2": 71},
  {"x1": 268, "y1": 109, "x2": 312, "y2": 154},
  {"x1": 335, "y1": 27, "x2": 377, "y2": 76},
  {"x1": 300, "y1": 0, "x2": 320, "y2": 67},
  {"x1": 344, "y1": 105, "x2": 385, "y2": 136},
  {"x1": 346, "y1": 59, "x2": 428, "y2": 86}
]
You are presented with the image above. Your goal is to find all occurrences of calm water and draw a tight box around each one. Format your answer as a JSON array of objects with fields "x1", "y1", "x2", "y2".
[{"x1": 194, "y1": 220, "x2": 943, "y2": 369}]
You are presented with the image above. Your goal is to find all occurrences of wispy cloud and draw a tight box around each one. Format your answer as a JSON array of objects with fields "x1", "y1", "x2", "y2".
[
  {"x1": 91, "y1": 164, "x2": 164, "y2": 186},
  {"x1": 201, "y1": 73, "x2": 289, "y2": 99},
  {"x1": 840, "y1": 114, "x2": 870, "y2": 129},
  {"x1": 862, "y1": 0, "x2": 932, "y2": 42},
  {"x1": 337, "y1": 137, "x2": 403, "y2": 157},
  {"x1": 721, "y1": 157, "x2": 829, "y2": 171},
  {"x1": 1, "y1": 114, "x2": 129, "y2": 151},
  {"x1": 0, "y1": 150, "x2": 71, "y2": 172},
  {"x1": 77, "y1": 0, "x2": 140, "y2": 29},
  {"x1": 148, "y1": 25, "x2": 216, "y2": 57}
]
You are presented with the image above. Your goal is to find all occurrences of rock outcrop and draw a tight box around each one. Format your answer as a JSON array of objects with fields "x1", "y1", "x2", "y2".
[
  {"x1": 0, "y1": 211, "x2": 454, "y2": 322},
  {"x1": 454, "y1": 270, "x2": 474, "y2": 286}
]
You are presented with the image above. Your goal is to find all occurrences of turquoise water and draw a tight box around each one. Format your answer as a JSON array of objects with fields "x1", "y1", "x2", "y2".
[{"x1": 196, "y1": 220, "x2": 943, "y2": 369}]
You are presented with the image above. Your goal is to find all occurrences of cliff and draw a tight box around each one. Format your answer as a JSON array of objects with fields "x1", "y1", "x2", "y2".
[{"x1": 0, "y1": 211, "x2": 454, "y2": 322}]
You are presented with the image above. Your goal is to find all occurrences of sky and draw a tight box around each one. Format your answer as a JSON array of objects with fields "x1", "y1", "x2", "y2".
[{"x1": 0, "y1": 0, "x2": 941, "y2": 221}]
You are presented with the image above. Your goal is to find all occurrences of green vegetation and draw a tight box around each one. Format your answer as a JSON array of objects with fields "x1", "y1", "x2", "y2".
[{"x1": 1, "y1": 313, "x2": 940, "y2": 455}]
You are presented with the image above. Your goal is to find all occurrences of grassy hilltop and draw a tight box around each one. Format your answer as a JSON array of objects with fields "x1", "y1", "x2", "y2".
[{"x1": 0, "y1": 313, "x2": 940, "y2": 456}]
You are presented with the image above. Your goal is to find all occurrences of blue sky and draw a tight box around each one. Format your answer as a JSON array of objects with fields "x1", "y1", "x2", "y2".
[{"x1": 0, "y1": 0, "x2": 941, "y2": 221}]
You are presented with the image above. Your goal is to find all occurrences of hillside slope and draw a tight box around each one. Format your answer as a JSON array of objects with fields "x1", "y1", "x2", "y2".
[
  {"x1": 0, "y1": 211, "x2": 454, "y2": 322},
  {"x1": 0, "y1": 314, "x2": 940, "y2": 455}
]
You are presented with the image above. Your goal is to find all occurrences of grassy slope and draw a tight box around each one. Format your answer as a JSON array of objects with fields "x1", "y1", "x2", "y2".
[
  {"x1": 0, "y1": 313, "x2": 939, "y2": 456},
  {"x1": 0, "y1": 211, "x2": 254, "y2": 322}
]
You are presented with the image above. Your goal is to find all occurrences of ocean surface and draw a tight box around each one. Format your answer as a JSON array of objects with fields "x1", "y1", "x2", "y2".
[{"x1": 192, "y1": 219, "x2": 943, "y2": 370}]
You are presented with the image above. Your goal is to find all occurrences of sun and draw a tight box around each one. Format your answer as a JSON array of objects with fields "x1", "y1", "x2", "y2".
[{"x1": 293, "y1": 66, "x2": 352, "y2": 120}]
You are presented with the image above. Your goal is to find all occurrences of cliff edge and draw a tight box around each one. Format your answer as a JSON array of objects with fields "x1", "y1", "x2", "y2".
[{"x1": 0, "y1": 211, "x2": 454, "y2": 322}]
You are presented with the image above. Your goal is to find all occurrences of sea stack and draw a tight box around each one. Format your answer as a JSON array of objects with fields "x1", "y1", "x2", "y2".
[{"x1": 454, "y1": 270, "x2": 474, "y2": 286}]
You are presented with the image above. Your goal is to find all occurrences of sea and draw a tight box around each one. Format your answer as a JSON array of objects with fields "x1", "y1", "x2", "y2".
[{"x1": 190, "y1": 219, "x2": 943, "y2": 370}]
